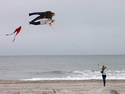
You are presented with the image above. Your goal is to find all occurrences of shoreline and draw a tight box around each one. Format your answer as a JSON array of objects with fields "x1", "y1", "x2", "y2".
[{"x1": 0, "y1": 79, "x2": 125, "y2": 83}]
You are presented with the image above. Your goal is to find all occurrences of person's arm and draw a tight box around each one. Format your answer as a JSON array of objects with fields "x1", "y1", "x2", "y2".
[
  {"x1": 105, "y1": 68, "x2": 108, "y2": 73},
  {"x1": 102, "y1": 68, "x2": 108, "y2": 75}
]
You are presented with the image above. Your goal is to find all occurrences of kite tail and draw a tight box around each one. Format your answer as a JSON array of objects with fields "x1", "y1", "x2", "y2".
[
  {"x1": 5, "y1": 32, "x2": 14, "y2": 36},
  {"x1": 12, "y1": 34, "x2": 16, "y2": 42}
]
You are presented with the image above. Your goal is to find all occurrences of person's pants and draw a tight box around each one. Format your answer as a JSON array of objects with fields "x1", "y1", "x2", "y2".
[{"x1": 102, "y1": 75, "x2": 106, "y2": 87}]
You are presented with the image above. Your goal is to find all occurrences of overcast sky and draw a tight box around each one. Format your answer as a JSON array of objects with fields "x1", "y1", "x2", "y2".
[{"x1": 0, "y1": 0, "x2": 125, "y2": 55}]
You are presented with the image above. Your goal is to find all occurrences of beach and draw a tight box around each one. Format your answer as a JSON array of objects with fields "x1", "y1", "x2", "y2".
[{"x1": 0, "y1": 80, "x2": 125, "y2": 94}]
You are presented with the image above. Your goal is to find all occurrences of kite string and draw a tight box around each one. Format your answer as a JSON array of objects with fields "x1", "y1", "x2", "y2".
[
  {"x1": 48, "y1": 20, "x2": 56, "y2": 32},
  {"x1": 21, "y1": 15, "x2": 31, "y2": 33},
  {"x1": 21, "y1": 15, "x2": 29, "y2": 27},
  {"x1": 49, "y1": 26, "x2": 55, "y2": 32}
]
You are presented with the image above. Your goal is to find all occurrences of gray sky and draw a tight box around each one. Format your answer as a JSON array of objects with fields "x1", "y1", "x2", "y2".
[{"x1": 0, "y1": 0, "x2": 125, "y2": 55}]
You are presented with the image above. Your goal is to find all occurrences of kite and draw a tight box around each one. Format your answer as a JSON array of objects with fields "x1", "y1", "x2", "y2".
[
  {"x1": 6, "y1": 26, "x2": 22, "y2": 42},
  {"x1": 6, "y1": 11, "x2": 56, "y2": 42},
  {"x1": 29, "y1": 11, "x2": 56, "y2": 25}
]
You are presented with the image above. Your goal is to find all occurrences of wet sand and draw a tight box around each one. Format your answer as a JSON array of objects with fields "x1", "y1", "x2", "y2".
[{"x1": 0, "y1": 80, "x2": 125, "y2": 94}]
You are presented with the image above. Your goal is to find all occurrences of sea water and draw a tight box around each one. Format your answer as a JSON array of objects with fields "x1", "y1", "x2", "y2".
[{"x1": 0, "y1": 55, "x2": 125, "y2": 80}]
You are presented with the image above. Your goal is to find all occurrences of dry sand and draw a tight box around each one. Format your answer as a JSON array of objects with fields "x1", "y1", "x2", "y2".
[{"x1": 0, "y1": 80, "x2": 124, "y2": 94}]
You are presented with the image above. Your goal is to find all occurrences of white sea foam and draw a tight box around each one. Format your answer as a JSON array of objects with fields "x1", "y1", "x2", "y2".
[{"x1": 22, "y1": 70, "x2": 125, "y2": 80}]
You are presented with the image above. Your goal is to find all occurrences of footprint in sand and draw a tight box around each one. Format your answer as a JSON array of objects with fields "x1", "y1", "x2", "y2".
[
  {"x1": 87, "y1": 88, "x2": 119, "y2": 94},
  {"x1": 110, "y1": 90, "x2": 119, "y2": 94}
]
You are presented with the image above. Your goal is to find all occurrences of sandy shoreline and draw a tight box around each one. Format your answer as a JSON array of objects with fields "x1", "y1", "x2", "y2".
[{"x1": 0, "y1": 80, "x2": 124, "y2": 94}]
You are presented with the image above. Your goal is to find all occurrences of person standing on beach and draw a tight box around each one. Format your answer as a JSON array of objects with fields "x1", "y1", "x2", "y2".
[{"x1": 101, "y1": 65, "x2": 108, "y2": 87}]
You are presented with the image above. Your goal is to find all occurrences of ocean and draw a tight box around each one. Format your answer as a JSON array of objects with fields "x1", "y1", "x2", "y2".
[{"x1": 0, "y1": 55, "x2": 125, "y2": 80}]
